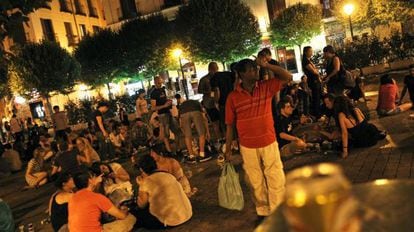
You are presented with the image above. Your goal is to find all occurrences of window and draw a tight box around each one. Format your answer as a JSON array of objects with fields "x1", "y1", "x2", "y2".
[
  {"x1": 87, "y1": 0, "x2": 98, "y2": 17},
  {"x1": 79, "y1": 24, "x2": 87, "y2": 37},
  {"x1": 120, "y1": 0, "x2": 137, "y2": 19},
  {"x1": 64, "y1": 22, "x2": 78, "y2": 46},
  {"x1": 74, "y1": 0, "x2": 86, "y2": 15},
  {"x1": 92, "y1": 26, "x2": 101, "y2": 34},
  {"x1": 40, "y1": 19, "x2": 55, "y2": 42},
  {"x1": 59, "y1": 0, "x2": 72, "y2": 12}
]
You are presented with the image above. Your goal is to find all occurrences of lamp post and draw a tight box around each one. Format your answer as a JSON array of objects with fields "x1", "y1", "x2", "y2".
[
  {"x1": 172, "y1": 48, "x2": 189, "y2": 99},
  {"x1": 343, "y1": 3, "x2": 355, "y2": 41}
]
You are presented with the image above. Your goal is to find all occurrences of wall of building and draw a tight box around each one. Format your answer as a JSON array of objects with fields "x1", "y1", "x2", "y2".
[{"x1": 24, "y1": 0, "x2": 106, "y2": 51}]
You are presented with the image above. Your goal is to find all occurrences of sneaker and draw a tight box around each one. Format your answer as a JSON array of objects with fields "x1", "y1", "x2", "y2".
[
  {"x1": 198, "y1": 153, "x2": 212, "y2": 162},
  {"x1": 186, "y1": 155, "x2": 197, "y2": 164}
]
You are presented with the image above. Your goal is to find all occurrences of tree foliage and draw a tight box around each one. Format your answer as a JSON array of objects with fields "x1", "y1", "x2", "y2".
[
  {"x1": 270, "y1": 3, "x2": 322, "y2": 48},
  {"x1": 332, "y1": 0, "x2": 414, "y2": 34},
  {"x1": 176, "y1": 0, "x2": 261, "y2": 65},
  {"x1": 74, "y1": 29, "x2": 124, "y2": 87},
  {"x1": 9, "y1": 40, "x2": 80, "y2": 98}
]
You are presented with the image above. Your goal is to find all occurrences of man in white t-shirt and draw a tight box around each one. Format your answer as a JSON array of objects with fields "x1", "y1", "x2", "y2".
[{"x1": 135, "y1": 155, "x2": 192, "y2": 229}]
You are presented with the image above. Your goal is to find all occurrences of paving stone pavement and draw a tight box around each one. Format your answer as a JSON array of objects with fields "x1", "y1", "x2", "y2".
[{"x1": 2, "y1": 74, "x2": 414, "y2": 232}]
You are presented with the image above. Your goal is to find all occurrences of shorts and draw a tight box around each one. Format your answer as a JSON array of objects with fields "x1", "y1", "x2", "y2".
[
  {"x1": 25, "y1": 172, "x2": 47, "y2": 187},
  {"x1": 158, "y1": 113, "x2": 181, "y2": 139},
  {"x1": 206, "y1": 108, "x2": 220, "y2": 122},
  {"x1": 180, "y1": 111, "x2": 206, "y2": 138}
]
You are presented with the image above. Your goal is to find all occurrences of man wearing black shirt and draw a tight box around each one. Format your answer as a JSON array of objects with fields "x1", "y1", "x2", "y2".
[
  {"x1": 399, "y1": 64, "x2": 414, "y2": 105},
  {"x1": 51, "y1": 141, "x2": 82, "y2": 175},
  {"x1": 150, "y1": 76, "x2": 181, "y2": 152},
  {"x1": 302, "y1": 46, "x2": 322, "y2": 118},
  {"x1": 210, "y1": 70, "x2": 236, "y2": 134},
  {"x1": 92, "y1": 101, "x2": 111, "y2": 160},
  {"x1": 275, "y1": 99, "x2": 307, "y2": 157}
]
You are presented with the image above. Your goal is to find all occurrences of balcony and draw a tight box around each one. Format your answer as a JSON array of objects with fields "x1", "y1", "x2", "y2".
[
  {"x1": 67, "y1": 35, "x2": 79, "y2": 46},
  {"x1": 43, "y1": 33, "x2": 58, "y2": 42}
]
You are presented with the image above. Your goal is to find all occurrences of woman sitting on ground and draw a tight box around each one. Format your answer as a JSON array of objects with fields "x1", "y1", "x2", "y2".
[
  {"x1": 134, "y1": 155, "x2": 192, "y2": 229},
  {"x1": 377, "y1": 74, "x2": 413, "y2": 116},
  {"x1": 48, "y1": 172, "x2": 75, "y2": 232},
  {"x1": 149, "y1": 143, "x2": 196, "y2": 197},
  {"x1": 76, "y1": 137, "x2": 100, "y2": 166},
  {"x1": 334, "y1": 96, "x2": 386, "y2": 158},
  {"x1": 91, "y1": 162, "x2": 132, "y2": 196},
  {"x1": 25, "y1": 148, "x2": 48, "y2": 189}
]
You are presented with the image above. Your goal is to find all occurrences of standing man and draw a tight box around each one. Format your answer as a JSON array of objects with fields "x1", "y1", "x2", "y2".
[
  {"x1": 150, "y1": 76, "x2": 181, "y2": 153},
  {"x1": 51, "y1": 106, "x2": 69, "y2": 142},
  {"x1": 225, "y1": 58, "x2": 292, "y2": 221},
  {"x1": 92, "y1": 101, "x2": 111, "y2": 161},
  {"x1": 198, "y1": 62, "x2": 221, "y2": 140}
]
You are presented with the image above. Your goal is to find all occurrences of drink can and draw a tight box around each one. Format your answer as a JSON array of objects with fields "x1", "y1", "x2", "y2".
[{"x1": 284, "y1": 163, "x2": 360, "y2": 232}]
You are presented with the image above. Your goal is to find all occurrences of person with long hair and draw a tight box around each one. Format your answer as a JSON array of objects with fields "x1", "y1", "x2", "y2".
[
  {"x1": 91, "y1": 161, "x2": 131, "y2": 196},
  {"x1": 48, "y1": 173, "x2": 75, "y2": 232},
  {"x1": 322, "y1": 45, "x2": 344, "y2": 96},
  {"x1": 302, "y1": 46, "x2": 322, "y2": 117},
  {"x1": 76, "y1": 137, "x2": 100, "y2": 166},
  {"x1": 25, "y1": 148, "x2": 48, "y2": 189},
  {"x1": 377, "y1": 74, "x2": 413, "y2": 116},
  {"x1": 334, "y1": 96, "x2": 386, "y2": 158}
]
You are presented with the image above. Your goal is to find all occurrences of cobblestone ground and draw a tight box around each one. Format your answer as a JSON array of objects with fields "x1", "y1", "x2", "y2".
[{"x1": 2, "y1": 71, "x2": 414, "y2": 232}]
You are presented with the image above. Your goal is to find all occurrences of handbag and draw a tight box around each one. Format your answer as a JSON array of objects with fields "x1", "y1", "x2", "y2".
[
  {"x1": 218, "y1": 163, "x2": 244, "y2": 210},
  {"x1": 339, "y1": 60, "x2": 356, "y2": 89}
]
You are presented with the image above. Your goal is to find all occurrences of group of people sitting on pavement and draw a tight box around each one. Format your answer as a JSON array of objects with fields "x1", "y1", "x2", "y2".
[{"x1": 1, "y1": 46, "x2": 414, "y2": 231}]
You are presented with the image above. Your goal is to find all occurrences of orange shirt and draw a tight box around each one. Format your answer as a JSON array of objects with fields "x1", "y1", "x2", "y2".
[
  {"x1": 226, "y1": 78, "x2": 282, "y2": 148},
  {"x1": 68, "y1": 189, "x2": 113, "y2": 232}
]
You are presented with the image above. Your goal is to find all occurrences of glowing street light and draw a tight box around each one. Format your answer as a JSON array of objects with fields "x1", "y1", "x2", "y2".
[
  {"x1": 343, "y1": 3, "x2": 355, "y2": 40},
  {"x1": 172, "y1": 48, "x2": 188, "y2": 99}
]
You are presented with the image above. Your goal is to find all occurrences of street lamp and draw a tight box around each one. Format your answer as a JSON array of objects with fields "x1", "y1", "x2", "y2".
[
  {"x1": 343, "y1": 3, "x2": 355, "y2": 40},
  {"x1": 172, "y1": 48, "x2": 189, "y2": 99}
]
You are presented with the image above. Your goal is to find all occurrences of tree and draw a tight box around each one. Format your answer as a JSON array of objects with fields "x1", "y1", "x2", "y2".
[
  {"x1": 74, "y1": 29, "x2": 124, "y2": 98},
  {"x1": 332, "y1": 0, "x2": 414, "y2": 34},
  {"x1": 8, "y1": 40, "x2": 80, "y2": 113},
  {"x1": 270, "y1": 3, "x2": 322, "y2": 51},
  {"x1": 176, "y1": 0, "x2": 261, "y2": 67}
]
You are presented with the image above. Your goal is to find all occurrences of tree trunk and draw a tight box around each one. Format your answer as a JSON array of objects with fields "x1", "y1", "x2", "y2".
[
  {"x1": 44, "y1": 96, "x2": 53, "y2": 120},
  {"x1": 222, "y1": 61, "x2": 226, "y2": 71},
  {"x1": 106, "y1": 82, "x2": 113, "y2": 100}
]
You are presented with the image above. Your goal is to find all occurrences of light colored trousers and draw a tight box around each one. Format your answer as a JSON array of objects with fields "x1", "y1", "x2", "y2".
[{"x1": 240, "y1": 141, "x2": 286, "y2": 216}]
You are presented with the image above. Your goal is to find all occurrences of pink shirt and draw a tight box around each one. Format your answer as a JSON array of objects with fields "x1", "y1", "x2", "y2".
[{"x1": 378, "y1": 83, "x2": 399, "y2": 111}]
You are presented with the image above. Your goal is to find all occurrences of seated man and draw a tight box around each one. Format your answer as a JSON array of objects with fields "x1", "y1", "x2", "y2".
[
  {"x1": 69, "y1": 170, "x2": 136, "y2": 232},
  {"x1": 276, "y1": 99, "x2": 319, "y2": 158},
  {"x1": 129, "y1": 118, "x2": 151, "y2": 149},
  {"x1": 1, "y1": 143, "x2": 22, "y2": 172},
  {"x1": 134, "y1": 155, "x2": 192, "y2": 229},
  {"x1": 51, "y1": 141, "x2": 82, "y2": 176}
]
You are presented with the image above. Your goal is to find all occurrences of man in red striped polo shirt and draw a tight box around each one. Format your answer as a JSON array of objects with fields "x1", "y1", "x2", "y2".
[{"x1": 225, "y1": 58, "x2": 292, "y2": 219}]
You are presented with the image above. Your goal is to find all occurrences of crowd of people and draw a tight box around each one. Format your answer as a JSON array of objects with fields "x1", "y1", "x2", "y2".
[{"x1": 1, "y1": 46, "x2": 414, "y2": 231}]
